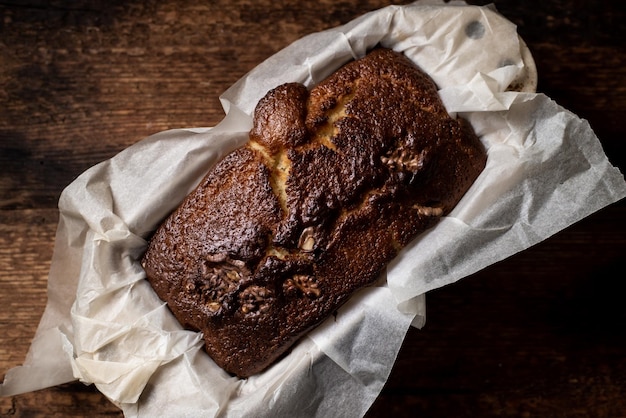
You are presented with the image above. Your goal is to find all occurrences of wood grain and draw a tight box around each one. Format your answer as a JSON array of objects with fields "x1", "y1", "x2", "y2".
[{"x1": 1, "y1": 0, "x2": 624, "y2": 416}]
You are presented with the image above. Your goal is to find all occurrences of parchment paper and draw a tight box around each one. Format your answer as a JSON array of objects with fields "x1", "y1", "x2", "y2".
[{"x1": 2, "y1": 2, "x2": 626, "y2": 417}]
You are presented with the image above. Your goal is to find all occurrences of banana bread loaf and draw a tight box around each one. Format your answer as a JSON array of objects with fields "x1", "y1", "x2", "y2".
[{"x1": 141, "y1": 48, "x2": 487, "y2": 377}]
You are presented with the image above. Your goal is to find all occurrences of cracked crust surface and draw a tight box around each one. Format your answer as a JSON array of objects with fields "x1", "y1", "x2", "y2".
[{"x1": 141, "y1": 48, "x2": 487, "y2": 377}]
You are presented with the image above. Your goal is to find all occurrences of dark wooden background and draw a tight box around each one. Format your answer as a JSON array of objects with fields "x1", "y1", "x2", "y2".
[{"x1": 1, "y1": 0, "x2": 625, "y2": 416}]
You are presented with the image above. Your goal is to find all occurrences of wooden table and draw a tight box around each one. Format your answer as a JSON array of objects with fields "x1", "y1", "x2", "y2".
[{"x1": 1, "y1": 1, "x2": 624, "y2": 416}]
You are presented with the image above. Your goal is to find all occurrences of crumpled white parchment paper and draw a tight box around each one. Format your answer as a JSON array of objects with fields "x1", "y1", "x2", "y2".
[{"x1": 2, "y1": 1, "x2": 625, "y2": 417}]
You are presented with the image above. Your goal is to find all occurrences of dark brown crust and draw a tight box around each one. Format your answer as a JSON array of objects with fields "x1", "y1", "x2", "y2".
[{"x1": 142, "y1": 48, "x2": 487, "y2": 377}]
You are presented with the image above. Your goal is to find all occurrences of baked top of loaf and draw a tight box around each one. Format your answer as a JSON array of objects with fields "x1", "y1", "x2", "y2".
[{"x1": 141, "y1": 48, "x2": 487, "y2": 378}]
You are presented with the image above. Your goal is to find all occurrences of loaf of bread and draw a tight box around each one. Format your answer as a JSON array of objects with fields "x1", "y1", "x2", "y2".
[{"x1": 141, "y1": 48, "x2": 487, "y2": 378}]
